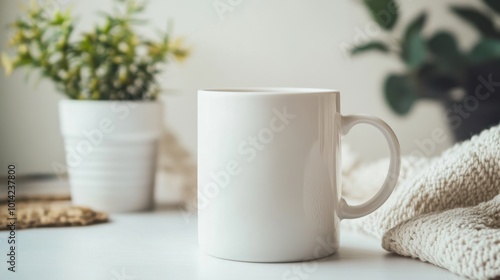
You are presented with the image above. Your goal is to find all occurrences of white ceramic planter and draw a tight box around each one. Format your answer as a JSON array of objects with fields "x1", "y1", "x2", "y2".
[{"x1": 58, "y1": 100, "x2": 162, "y2": 212}]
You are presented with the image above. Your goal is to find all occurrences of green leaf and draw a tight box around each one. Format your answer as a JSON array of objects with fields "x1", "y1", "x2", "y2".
[
  {"x1": 384, "y1": 74, "x2": 418, "y2": 115},
  {"x1": 468, "y1": 39, "x2": 500, "y2": 63},
  {"x1": 450, "y1": 7, "x2": 496, "y2": 37},
  {"x1": 428, "y1": 32, "x2": 459, "y2": 55},
  {"x1": 351, "y1": 41, "x2": 389, "y2": 55},
  {"x1": 401, "y1": 13, "x2": 427, "y2": 70},
  {"x1": 427, "y1": 31, "x2": 463, "y2": 74},
  {"x1": 362, "y1": 0, "x2": 398, "y2": 30},
  {"x1": 483, "y1": 0, "x2": 500, "y2": 14}
]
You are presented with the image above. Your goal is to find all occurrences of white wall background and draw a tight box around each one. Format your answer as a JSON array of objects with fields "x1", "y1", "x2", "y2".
[{"x1": 1, "y1": 0, "x2": 481, "y2": 175}]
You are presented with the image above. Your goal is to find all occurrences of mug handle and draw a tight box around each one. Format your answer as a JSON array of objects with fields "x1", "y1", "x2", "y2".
[{"x1": 338, "y1": 114, "x2": 401, "y2": 219}]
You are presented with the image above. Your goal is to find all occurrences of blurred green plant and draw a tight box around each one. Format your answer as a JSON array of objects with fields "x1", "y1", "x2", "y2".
[
  {"x1": 351, "y1": 0, "x2": 500, "y2": 115},
  {"x1": 1, "y1": 0, "x2": 189, "y2": 100}
]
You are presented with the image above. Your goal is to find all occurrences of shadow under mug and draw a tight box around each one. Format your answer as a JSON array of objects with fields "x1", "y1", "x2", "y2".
[{"x1": 198, "y1": 88, "x2": 401, "y2": 262}]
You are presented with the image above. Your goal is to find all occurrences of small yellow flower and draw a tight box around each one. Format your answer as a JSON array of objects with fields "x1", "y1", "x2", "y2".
[
  {"x1": 148, "y1": 43, "x2": 162, "y2": 57},
  {"x1": 130, "y1": 35, "x2": 139, "y2": 46},
  {"x1": 8, "y1": 32, "x2": 22, "y2": 46},
  {"x1": 1, "y1": 53, "x2": 14, "y2": 75},
  {"x1": 18, "y1": 44, "x2": 28, "y2": 54},
  {"x1": 113, "y1": 56, "x2": 123, "y2": 63},
  {"x1": 28, "y1": 0, "x2": 38, "y2": 10},
  {"x1": 118, "y1": 66, "x2": 127, "y2": 82},
  {"x1": 169, "y1": 37, "x2": 190, "y2": 63}
]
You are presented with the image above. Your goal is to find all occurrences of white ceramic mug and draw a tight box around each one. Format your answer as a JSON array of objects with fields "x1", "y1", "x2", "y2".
[{"x1": 198, "y1": 88, "x2": 401, "y2": 262}]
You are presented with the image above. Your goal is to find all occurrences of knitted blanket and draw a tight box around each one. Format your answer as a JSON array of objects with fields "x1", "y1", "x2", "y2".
[{"x1": 341, "y1": 124, "x2": 500, "y2": 280}]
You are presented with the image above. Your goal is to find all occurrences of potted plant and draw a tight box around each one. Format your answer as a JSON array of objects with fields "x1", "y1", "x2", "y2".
[
  {"x1": 351, "y1": 0, "x2": 500, "y2": 141},
  {"x1": 1, "y1": 0, "x2": 189, "y2": 212}
]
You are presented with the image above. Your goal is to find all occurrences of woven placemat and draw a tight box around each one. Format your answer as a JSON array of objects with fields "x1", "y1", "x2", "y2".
[{"x1": 0, "y1": 195, "x2": 108, "y2": 230}]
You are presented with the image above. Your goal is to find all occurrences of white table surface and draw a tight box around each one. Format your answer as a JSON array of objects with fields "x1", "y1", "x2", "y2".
[{"x1": 0, "y1": 203, "x2": 466, "y2": 280}]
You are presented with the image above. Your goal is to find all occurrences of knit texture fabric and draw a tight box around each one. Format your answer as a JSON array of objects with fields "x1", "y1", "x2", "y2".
[{"x1": 342, "y1": 124, "x2": 500, "y2": 280}]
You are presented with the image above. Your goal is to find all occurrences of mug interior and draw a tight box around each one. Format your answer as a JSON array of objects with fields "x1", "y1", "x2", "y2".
[{"x1": 200, "y1": 88, "x2": 339, "y2": 95}]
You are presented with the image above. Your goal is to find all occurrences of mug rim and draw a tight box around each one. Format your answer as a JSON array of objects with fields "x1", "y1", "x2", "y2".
[{"x1": 199, "y1": 87, "x2": 339, "y2": 95}]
